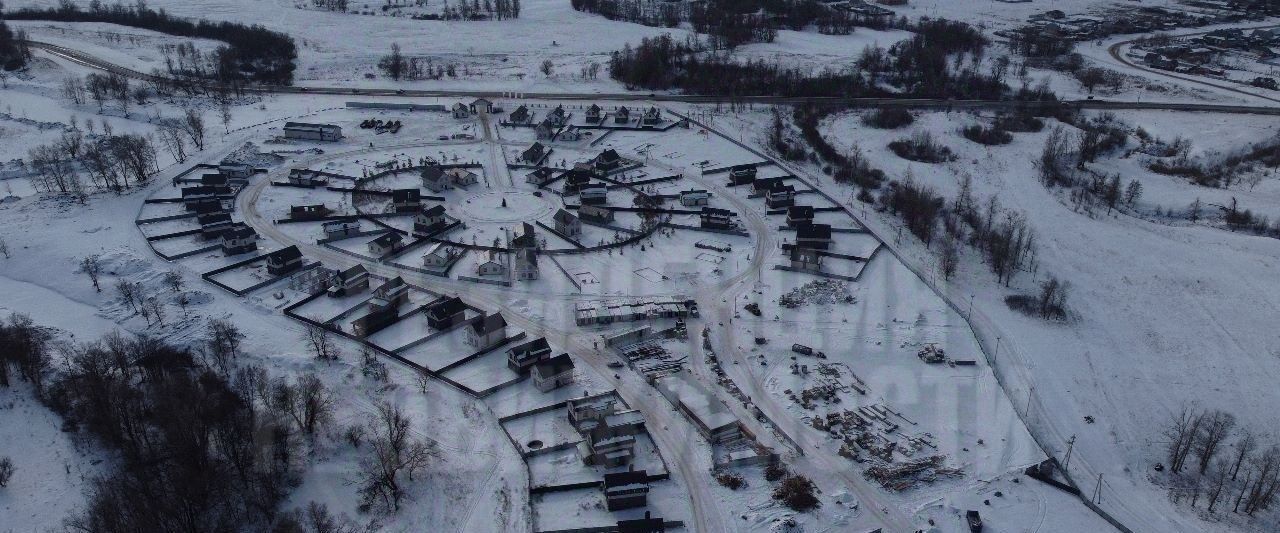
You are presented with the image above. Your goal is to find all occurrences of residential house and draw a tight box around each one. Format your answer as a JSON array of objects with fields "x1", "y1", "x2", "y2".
[
  {"x1": 452, "y1": 102, "x2": 471, "y2": 119},
  {"x1": 218, "y1": 162, "x2": 254, "y2": 180},
  {"x1": 513, "y1": 248, "x2": 539, "y2": 281},
  {"x1": 594, "y1": 149, "x2": 623, "y2": 172},
  {"x1": 186, "y1": 198, "x2": 222, "y2": 215},
  {"x1": 535, "y1": 119, "x2": 559, "y2": 141},
  {"x1": 470, "y1": 98, "x2": 494, "y2": 114},
  {"x1": 679, "y1": 189, "x2": 710, "y2": 207},
  {"x1": 700, "y1": 207, "x2": 735, "y2": 230},
  {"x1": 579, "y1": 183, "x2": 608, "y2": 205},
  {"x1": 445, "y1": 168, "x2": 479, "y2": 188},
  {"x1": 414, "y1": 205, "x2": 448, "y2": 234},
  {"x1": 642, "y1": 106, "x2": 661, "y2": 125},
  {"x1": 328, "y1": 264, "x2": 370, "y2": 296},
  {"x1": 795, "y1": 222, "x2": 832, "y2": 250},
  {"x1": 421, "y1": 165, "x2": 451, "y2": 193},
  {"x1": 786, "y1": 205, "x2": 814, "y2": 227},
  {"x1": 352, "y1": 282, "x2": 403, "y2": 337},
  {"x1": 546, "y1": 105, "x2": 567, "y2": 127},
  {"x1": 200, "y1": 173, "x2": 231, "y2": 193},
  {"x1": 553, "y1": 209, "x2": 582, "y2": 238},
  {"x1": 585, "y1": 103, "x2": 603, "y2": 123},
  {"x1": 532, "y1": 353, "x2": 574, "y2": 392},
  {"x1": 288, "y1": 168, "x2": 328, "y2": 187},
  {"x1": 198, "y1": 211, "x2": 233, "y2": 239},
  {"x1": 371, "y1": 276, "x2": 410, "y2": 308},
  {"x1": 577, "y1": 408, "x2": 645, "y2": 467},
  {"x1": 789, "y1": 246, "x2": 823, "y2": 272},
  {"x1": 182, "y1": 186, "x2": 217, "y2": 209},
  {"x1": 613, "y1": 106, "x2": 631, "y2": 124},
  {"x1": 506, "y1": 337, "x2": 552, "y2": 372},
  {"x1": 557, "y1": 126, "x2": 583, "y2": 142},
  {"x1": 578, "y1": 203, "x2": 614, "y2": 223},
  {"x1": 425, "y1": 296, "x2": 467, "y2": 329},
  {"x1": 322, "y1": 220, "x2": 361, "y2": 240},
  {"x1": 511, "y1": 222, "x2": 538, "y2": 250},
  {"x1": 765, "y1": 183, "x2": 796, "y2": 208},
  {"x1": 617, "y1": 512, "x2": 666, "y2": 533},
  {"x1": 728, "y1": 164, "x2": 757, "y2": 185},
  {"x1": 509, "y1": 105, "x2": 531, "y2": 124},
  {"x1": 751, "y1": 176, "x2": 783, "y2": 195},
  {"x1": 477, "y1": 250, "x2": 507, "y2": 277},
  {"x1": 568, "y1": 395, "x2": 620, "y2": 429},
  {"x1": 290, "y1": 204, "x2": 330, "y2": 221},
  {"x1": 392, "y1": 189, "x2": 422, "y2": 213},
  {"x1": 562, "y1": 169, "x2": 594, "y2": 195},
  {"x1": 526, "y1": 167, "x2": 557, "y2": 186},
  {"x1": 265, "y1": 245, "x2": 304, "y2": 276},
  {"x1": 603, "y1": 470, "x2": 650, "y2": 511},
  {"x1": 221, "y1": 224, "x2": 259, "y2": 256},
  {"x1": 521, "y1": 142, "x2": 547, "y2": 164},
  {"x1": 422, "y1": 244, "x2": 460, "y2": 268},
  {"x1": 283, "y1": 122, "x2": 342, "y2": 141},
  {"x1": 368, "y1": 232, "x2": 404, "y2": 256},
  {"x1": 465, "y1": 312, "x2": 507, "y2": 349}
]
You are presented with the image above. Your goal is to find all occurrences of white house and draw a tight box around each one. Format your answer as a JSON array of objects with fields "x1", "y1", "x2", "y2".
[
  {"x1": 679, "y1": 189, "x2": 710, "y2": 207},
  {"x1": 477, "y1": 251, "x2": 506, "y2": 277},
  {"x1": 513, "y1": 248, "x2": 539, "y2": 281},
  {"x1": 532, "y1": 353, "x2": 575, "y2": 392},
  {"x1": 466, "y1": 312, "x2": 507, "y2": 349},
  {"x1": 452, "y1": 102, "x2": 471, "y2": 119}
]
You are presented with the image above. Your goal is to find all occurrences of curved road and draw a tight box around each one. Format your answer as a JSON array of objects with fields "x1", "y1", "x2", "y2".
[{"x1": 1103, "y1": 24, "x2": 1280, "y2": 106}]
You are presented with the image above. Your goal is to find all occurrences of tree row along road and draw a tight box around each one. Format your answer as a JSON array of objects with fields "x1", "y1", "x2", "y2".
[{"x1": 25, "y1": 40, "x2": 1280, "y2": 115}]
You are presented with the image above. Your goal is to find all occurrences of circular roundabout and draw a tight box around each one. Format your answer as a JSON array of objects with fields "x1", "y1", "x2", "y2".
[{"x1": 458, "y1": 189, "x2": 557, "y2": 224}]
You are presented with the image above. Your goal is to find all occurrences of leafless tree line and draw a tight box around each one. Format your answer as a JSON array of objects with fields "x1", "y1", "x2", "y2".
[{"x1": 1164, "y1": 406, "x2": 1280, "y2": 519}]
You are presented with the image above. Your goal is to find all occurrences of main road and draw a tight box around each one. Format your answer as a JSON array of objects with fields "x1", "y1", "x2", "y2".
[{"x1": 25, "y1": 39, "x2": 1280, "y2": 115}]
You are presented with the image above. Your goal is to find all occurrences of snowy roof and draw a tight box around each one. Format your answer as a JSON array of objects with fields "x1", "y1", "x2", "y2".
[
  {"x1": 554, "y1": 208, "x2": 578, "y2": 224},
  {"x1": 603, "y1": 469, "x2": 649, "y2": 490},
  {"x1": 267, "y1": 245, "x2": 302, "y2": 263},
  {"x1": 533, "y1": 353, "x2": 574, "y2": 377},
  {"x1": 427, "y1": 296, "x2": 466, "y2": 318},
  {"x1": 796, "y1": 223, "x2": 831, "y2": 240},
  {"x1": 369, "y1": 232, "x2": 403, "y2": 247},
  {"x1": 507, "y1": 337, "x2": 550, "y2": 359},
  {"x1": 422, "y1": 204, "x2": 447, "y2": 217},
  {"x1": 471, "y1": 313, "x2": 506, "y2": 335},
  {"x1": 392, "y1": 189, "x2": 421, "y2": 202}
]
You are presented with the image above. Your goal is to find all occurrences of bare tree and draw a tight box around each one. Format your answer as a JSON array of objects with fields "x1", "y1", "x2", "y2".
[
  {"x1": 0, "y1": 456, "x2": 13, "y2": 487},
  {"x1": 288, "y1": 373, "x2": 336, "y2": 436},
  {"x1": 303, "y1": 321, "x2": 341, "y2": 362},
  {"x1": 0, "y1": 237, "x2": 8, "y2": 259},
  {"x1": 540, "y1": 59, "x2": 554, "y2": 77},
  {"x1": 1206, "y1": 459, "x2": 1231, "y2": 513},
  {"x1": 1166, "y1": 406, "x2": 1202, "y2": 473},
  {"x1": 145, "y1": 296, "x2": 165, "y2": 326},
  {"x1": 81, "y1": 255, "x2": 103, "y2": 291},
  {"x1": 182, "y1": 106, "x2": 206, "y2": 151},
  {"x1": 219, "y1": 100, "x2": 233, "y2": 134},
  {"x1": 163, "y1": 271, "x2": 183, "y2": 293},
  {"x1": 1231, "y1": 430, "x2": 1257, "y2": 481},
  {"x1": 358, "y1": 401, "x2": 431, "y2": 512},
  {"x1": 206, "y1": 318, "x2": 244, "y2": 373},
  {"x1": 1195, "y1": 410, "x2": 1236, "y2": 475},
  {"x1": 157, "y1": 119, "x2": 189, "y2": 164}
]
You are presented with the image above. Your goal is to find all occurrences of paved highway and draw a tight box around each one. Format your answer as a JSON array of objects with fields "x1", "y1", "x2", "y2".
[{"x1": 26, "y1": 39, "x2": 1280, "y2": 115}]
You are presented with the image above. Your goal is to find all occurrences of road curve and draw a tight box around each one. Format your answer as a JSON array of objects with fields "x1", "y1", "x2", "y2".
[
  {"x1": 1103, "y1": 24, "x2": 1280, "y2": 106},
  {"x1": 25, "y1": 39, "x2": 1280, "y2": 115}
]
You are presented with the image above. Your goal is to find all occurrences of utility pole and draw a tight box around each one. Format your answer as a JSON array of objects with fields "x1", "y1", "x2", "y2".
[
  {"x1": 994, "y1": 336, "x2": 1002, "y2": 365},
  {"x1": 1093, "y1": 473, "x2": 1104, "y2": 504},
  {"x1": 1064, "y1": 435, "x2": 1076, "y2": 470}
]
